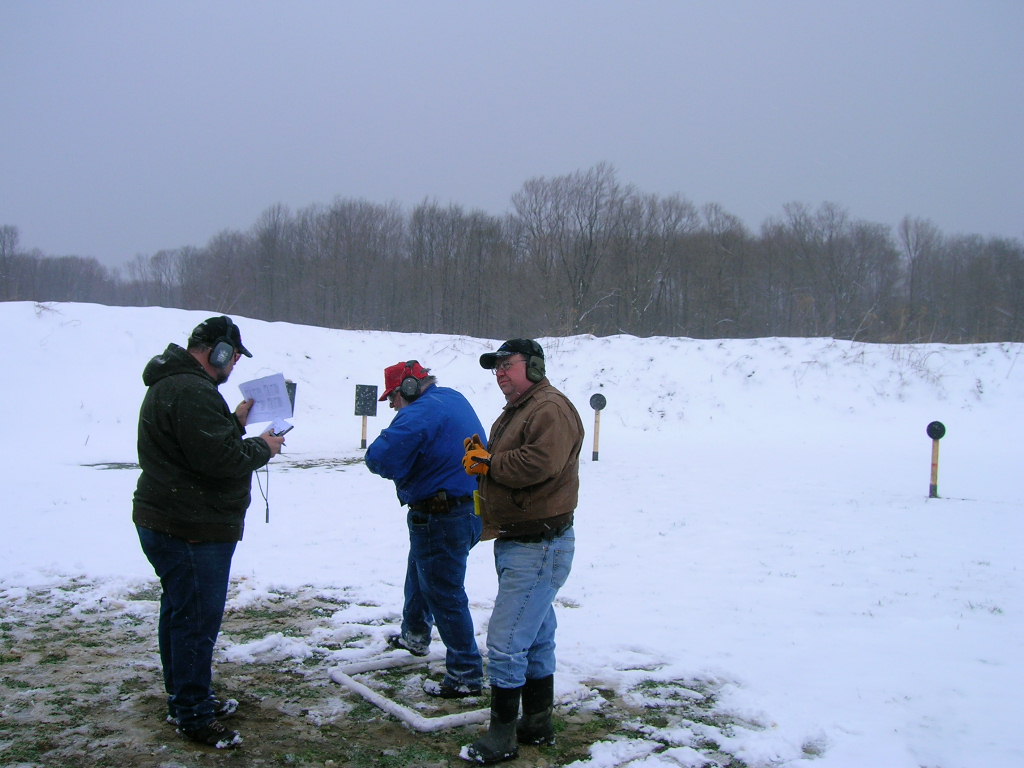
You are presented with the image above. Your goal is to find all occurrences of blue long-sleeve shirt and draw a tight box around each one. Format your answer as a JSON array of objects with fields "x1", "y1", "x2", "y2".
[{"x1": 365, "y1": 385, "x2": 485, "y2": 506}]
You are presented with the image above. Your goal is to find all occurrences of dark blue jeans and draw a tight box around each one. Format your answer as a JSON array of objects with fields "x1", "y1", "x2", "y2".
[
  {"x1": 136, "y1": 524, "x2": 236, "y2": 730},
  {"x1": 402, "y1": 501, "x2": 484, "y2": 689}
]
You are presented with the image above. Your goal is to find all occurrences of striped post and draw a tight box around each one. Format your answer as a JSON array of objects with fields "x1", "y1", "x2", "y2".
[
  {"x1": 926, "y1": 421, "x2": 946, "y2": 498},
  {"x1": 589, "y1": 394, "x2": 607, "y2": 461}
]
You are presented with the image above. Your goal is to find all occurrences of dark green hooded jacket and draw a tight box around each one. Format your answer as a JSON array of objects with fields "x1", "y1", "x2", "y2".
[{"x1": 132, "y1": 343, "x2": 272, "y2": 541}]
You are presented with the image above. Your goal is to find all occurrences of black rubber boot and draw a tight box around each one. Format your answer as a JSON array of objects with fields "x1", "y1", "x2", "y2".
[
  {"x1": 461, "y1": 685, "x2": 522, "y2": 764},
  {"x1": 517, "y1": 674, "x2": 555, "y2": 745}
]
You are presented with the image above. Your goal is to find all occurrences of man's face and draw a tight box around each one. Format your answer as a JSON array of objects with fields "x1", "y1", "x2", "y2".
[
  {"x1": 388, "y1": 391, "x2": 406, "y2": 411},
  {"x1": 493, "y1": 354, "x2": 531, "y2": 400}
]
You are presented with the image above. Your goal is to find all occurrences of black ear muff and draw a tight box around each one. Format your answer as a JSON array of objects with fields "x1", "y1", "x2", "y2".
[
  {"x1": 399, "y1": 376, "x2": 421, "y2": 398},
  {"x1": 208, "y1": 316, "x2": 237, "y2": 369},
  {"x1": 398, "y1": 360, "x2": 423, "y2": 399}
]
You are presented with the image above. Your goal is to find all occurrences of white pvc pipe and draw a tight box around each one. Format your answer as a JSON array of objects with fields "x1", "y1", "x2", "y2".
[
  {"x1": 330, "y1": 653, "x2": 593, "y2": 733},
  {"x1": 330, "y1": 653, "x2": 490, "y2": 732},
  {"x1": 330, "y1": 664, "x2": 490, "y2": 732}
]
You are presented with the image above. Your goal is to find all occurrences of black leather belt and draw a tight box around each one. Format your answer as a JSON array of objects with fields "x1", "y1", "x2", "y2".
[
  {"x1": 409, "y1": 492, "x2": 473, "y2": 515},
  {"x1": 502, "y1": 523, "x2": 572, "y2": 543}
]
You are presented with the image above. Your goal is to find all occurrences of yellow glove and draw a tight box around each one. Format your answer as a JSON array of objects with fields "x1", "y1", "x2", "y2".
[{"x1": 463, "y1": 433, "x2": 491, "y2": 475}]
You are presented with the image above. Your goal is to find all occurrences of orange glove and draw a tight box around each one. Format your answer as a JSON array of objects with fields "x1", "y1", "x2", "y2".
[{"x1": 463, "y1": 433, "x2": 491, "y2": 475}]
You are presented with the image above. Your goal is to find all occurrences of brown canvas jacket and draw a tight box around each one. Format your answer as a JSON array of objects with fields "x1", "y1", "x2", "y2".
[{"x1": 478, "y1": 378, "x2": 584, "y2": 540}]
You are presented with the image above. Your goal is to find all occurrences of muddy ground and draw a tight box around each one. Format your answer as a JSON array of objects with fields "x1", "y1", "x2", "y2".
[{"x1": 0, "y1": 579, "x2": 763, "y2": 768}]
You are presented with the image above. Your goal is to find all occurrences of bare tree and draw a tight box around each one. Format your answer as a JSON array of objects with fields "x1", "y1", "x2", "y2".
[
  {"x1": 511, "y1": 163, "x2": 632, "y2": 334},
  {"x1": 0, "y1": 225, "x2": 21, "y2": 300},
  {"x1": 897, "y1": 216, "x2": 943, "y2": 339},
  {"x1": 4, "y1": 166, "x2": 1021, "y2": 343}
]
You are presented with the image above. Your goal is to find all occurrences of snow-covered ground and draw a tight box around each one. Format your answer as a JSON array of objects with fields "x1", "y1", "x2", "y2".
[{"x1": 3, "y1": 301, "x2": 1022, "y2": 767}]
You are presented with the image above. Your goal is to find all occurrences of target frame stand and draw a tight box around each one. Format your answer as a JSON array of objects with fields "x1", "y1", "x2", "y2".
[
  {"x1": 329, "y1": 653, "x2": 490, "y2": 732},
  {"x1": 330, "y1": 651, "x2": 596, "y2": 733}
]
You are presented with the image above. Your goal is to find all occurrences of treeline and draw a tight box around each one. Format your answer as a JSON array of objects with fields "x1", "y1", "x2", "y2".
[{"x1": 2, "y1": 164, "x2": 1022, "y2": 342}]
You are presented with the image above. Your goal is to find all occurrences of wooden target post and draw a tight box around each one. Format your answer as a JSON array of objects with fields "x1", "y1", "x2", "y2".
[
  {"x1": 355, "y1": 385, "x2": 379, "y2": 448},
  {"x1": 926, "y1": 420, "x2": 946, "y2": 498},
  {"x1": 589, "y1": 394, "x2": 607, "y2": 461}
]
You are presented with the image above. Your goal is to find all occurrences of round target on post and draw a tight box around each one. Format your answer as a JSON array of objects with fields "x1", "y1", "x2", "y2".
[{"x1": 589, "y1": 394, "x2": 607, "y2": 460}]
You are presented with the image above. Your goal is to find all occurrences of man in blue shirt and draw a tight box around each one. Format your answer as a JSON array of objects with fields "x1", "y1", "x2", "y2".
[{"x1": 365, "y1": 360, "x2": 486, "y2": 698}]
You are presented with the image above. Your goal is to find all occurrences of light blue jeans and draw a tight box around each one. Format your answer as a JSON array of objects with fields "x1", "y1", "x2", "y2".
[{"x1": 486, "y1": 527, "x2": 575, "y2": 689}]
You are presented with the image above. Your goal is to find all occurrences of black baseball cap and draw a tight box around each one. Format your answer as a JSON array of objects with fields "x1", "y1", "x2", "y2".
[
  {"x1": 479, "y1": 338, "x2": 544, "y2": 369},
  {"x1": 188, "y1": 316, "x2": 252, "y2": 357}
]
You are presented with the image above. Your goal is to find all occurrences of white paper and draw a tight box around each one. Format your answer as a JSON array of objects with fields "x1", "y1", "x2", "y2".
[
  {"x1": 238, "y1": 373, "x2": 293, "y2": 423},
  {"x1": 270, "y1": 418, "x2": 294, "y2": 435}
]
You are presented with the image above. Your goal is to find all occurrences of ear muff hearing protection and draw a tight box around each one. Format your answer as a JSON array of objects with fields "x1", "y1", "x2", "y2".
[
  {"x1": 519, "y1": 341, "x2": 545, "y2": 382},
  {"x1": 399, "y1": 360, "x2": 424, "y2": 399},
  {"x1": 525, "y1": 353, "x2": 545, "y2": 383},
  {"x1": 208, "y1": 316, "x2": 238, "y2": 369}
]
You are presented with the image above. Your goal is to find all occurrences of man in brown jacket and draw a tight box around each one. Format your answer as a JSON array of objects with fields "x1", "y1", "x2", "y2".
[{"x1": 460, "y1": 339, "x2": 583, "y2": 764}]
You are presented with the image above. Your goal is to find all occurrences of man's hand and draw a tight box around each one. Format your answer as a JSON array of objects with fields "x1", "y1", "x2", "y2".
[
  {"x1": 235, "y1": 398, "x2": 255, "y2": 427},
  {"x1": 260, "y1": 429, "x2": 286, "y2": 457},
  {"x1": 463, "y1": 433, "x2": 491, "y2": 475}
]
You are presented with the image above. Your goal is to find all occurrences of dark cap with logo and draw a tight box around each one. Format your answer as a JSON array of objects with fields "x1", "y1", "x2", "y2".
[
  {"x1": 188, "y1": 316, "x2": 252, "y2": 357},
  {"x1": 479, "y1": 338, "x2": 544, "y2": 369}
]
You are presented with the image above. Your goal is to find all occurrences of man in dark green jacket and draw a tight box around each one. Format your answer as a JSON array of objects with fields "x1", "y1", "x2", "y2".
[{"x1": 133, "y1": 315, "x2": 284, "y2": 749}]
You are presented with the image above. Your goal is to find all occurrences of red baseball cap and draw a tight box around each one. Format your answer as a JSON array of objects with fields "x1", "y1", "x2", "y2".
[{"x1": 379, "y1": 360, "x2": 430, "y2": 401}]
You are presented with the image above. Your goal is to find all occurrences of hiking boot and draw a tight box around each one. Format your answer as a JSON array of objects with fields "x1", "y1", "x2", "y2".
[
  {"x1": 423, "y1": 679, "x2": 483, "y2": 699},
  {"x1": 386, "y1": 632, "x2": 429, "y2": 657},
  {"x1": 177, "y1": 719, "x2": 242, "y2": 749},
  {"x1": 166, "y1": 697, "x2": 239, "y2": 726},
  {"x1": 460, "y1": 685, "x2": 521, "y2": 764}
]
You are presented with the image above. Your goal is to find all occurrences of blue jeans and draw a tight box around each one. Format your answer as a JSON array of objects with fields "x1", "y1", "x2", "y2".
[
  {"x1": 402, "y1": 501, "x2": 484, "y2": 689},
  {"x1": 136, "y1": 525, "x2": 236, "y2": 730},
  {"x1": 486, "y1": 527, "x2": 575, "y2": 689}
]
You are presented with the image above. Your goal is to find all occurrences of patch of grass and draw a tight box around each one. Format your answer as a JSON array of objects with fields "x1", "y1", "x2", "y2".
[
  {"x1": 1, "y1": 676, "x2": 33, "y2": 690},
  {"x1": 117, "y1": 676, "x2": 150, "y2": 695},
  {"x1": 225, "y1": 603, "x2": 309, "y2": 642},
  {"x1": 354, "y1": 741, "x2": 452, "y2": 768},
  {"x1": 124, "y1": 584, "x2": 162, "y2": 602},
  {"x1": 1, "y1": 578, "x2": 777, "y2": 768},
  {"x1": 280, "y1": 457, "x2": 366, "y2": 471},
  {"x1": 49, "y1": 690, "x2": 76, "y2": 708},
  {"x1": 0, "y1": 735, "x2": 56, "y2": 763},
  {"x1": 803, "y1": 736, "x2": 827, "y2": 757},
  {"x1": 316, "y1": 594, "x2": 351, "y2": 606},
  {"x1": 347, "y1": 699, "x2": 384, "y2": 721}
]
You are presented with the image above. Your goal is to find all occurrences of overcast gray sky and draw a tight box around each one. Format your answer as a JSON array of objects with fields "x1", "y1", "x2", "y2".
[{"x1": 2, "y1": 1, "x2": 1022, "y2": 265}]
